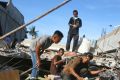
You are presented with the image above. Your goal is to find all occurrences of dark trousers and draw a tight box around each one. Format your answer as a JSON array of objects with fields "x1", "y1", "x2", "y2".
[{"x1": 66, "y1": 34, "x2": 79, "y2": 52}]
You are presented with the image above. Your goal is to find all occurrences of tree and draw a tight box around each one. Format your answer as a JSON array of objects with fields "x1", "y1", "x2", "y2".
[{"x1": 27, "y1": 26, "x2": 38, "y2": 39}]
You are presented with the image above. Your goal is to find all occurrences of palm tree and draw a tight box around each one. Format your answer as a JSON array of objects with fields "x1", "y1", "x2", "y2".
[{"x1": 27, "y1": 26, "x2": 38, "y2": 39}]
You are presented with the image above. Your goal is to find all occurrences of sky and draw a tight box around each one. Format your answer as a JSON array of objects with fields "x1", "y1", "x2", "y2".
[{"x1": 12, "y1": 0, "x2": 120, "y2": 44}]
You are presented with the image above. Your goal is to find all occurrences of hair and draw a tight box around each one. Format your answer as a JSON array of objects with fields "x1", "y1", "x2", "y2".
[
  {"x1": 53, "y1": 30, "x2": 64, "y2": 38},
  {"x1": 73, "y1": 10, "x2": 78, "y2": 14},
  {"x1": 58, "y1": 48, "x2": 64, "y2": 55},
  {"x1": 83, "y1": 52, "x2": 93, "y2": 60},
  {"x1": 59, "y1": 48, "x2": 64, "y2": 52}
]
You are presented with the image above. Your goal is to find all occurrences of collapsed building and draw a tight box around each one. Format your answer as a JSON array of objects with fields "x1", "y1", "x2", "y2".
[{"x1": 95, "y1": 25, "x2": 120, "y2": 55}]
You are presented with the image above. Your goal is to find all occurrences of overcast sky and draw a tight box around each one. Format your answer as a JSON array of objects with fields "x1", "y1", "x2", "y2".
[{"x1": 12, "y1": 0, "x2": 120, "y2": 44}]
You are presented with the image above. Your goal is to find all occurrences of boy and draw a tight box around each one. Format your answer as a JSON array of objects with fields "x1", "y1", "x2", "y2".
[{"x1": 50, "y1": 48, "x2": 65, "y2": 75}]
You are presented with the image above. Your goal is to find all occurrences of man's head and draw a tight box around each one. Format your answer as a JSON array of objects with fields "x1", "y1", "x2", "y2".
[
  {"x1": 73, "y1": 10, "x2": 78, "y2": 17},
  {"x1": 82, "y1": 52, "x2": 93, "y2": 63},
  {"x1": 58, "y1": 48, "x2": 64, "y2": 56},
  {"x1": 52, "y1": 30, "x2": 63, "y2": 44}
]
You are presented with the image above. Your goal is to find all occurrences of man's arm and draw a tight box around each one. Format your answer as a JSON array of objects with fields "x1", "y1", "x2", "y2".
[
  {"x1": 35, "y1": 43, "x2": 42, "y2": 67},
  {"x1": 90, "y1": 68, "x2": 106, "y2": 75},
  {"x1": 52, "y1": 55, "x2": 64, "y2": 65},
  {"x1": 69, "y1": 67, "x2": 84, "y2": 80},
  {"x1": 35, "y1": 36, "x2": 48, "y2": 67},
  {"x1": 68, "y1": 17, "x2": 73, "y2": 27},
  {"x1": 54, "y1": 59, "x2": 64, "y2": 65},
  {"x1": 75, "y1": 18, "x2": 82, "y2": 28},
  {"x1": 69, "y1": 57, "x2": 84, "y2": 80}
]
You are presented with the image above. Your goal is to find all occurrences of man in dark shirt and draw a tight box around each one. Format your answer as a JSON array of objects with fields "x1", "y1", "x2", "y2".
[
  {"x1": 61, "y1": 52, "x2": 106, "y2": 80},
  {"x1": 66, "y1": 10, "x2": 82, "y2": 52}
]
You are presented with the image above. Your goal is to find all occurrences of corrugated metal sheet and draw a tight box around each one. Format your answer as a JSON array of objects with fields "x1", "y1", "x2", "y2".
[{"x1": 0, "y1": 1, "x2": 26, "y2": 42}]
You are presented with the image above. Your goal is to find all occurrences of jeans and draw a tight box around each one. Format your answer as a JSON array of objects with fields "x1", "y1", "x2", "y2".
[{"x1": 30, "y1": 50, "x2": 39, "y2": 78}]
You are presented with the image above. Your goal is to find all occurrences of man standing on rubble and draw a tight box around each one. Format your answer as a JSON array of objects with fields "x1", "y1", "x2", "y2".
[
  {"x1": 29, "y1": 30, "x2": 63, "y2": 80},
  {"x1": 66, "y1": 10, "x2": 82, "y2": 52}
]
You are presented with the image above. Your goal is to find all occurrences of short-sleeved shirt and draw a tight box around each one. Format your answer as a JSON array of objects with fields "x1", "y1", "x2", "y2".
[{"x1": 29, "y1": 35, "x2": 53, "y2": 51}]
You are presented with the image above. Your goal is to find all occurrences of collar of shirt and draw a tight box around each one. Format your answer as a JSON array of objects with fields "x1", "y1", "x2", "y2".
[{"x1": 73, "y1": 16, "x2": 78, "y2": 20}]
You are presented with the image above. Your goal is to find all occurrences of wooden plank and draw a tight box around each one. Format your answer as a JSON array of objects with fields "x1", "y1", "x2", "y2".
[{"x1": 0, "y1": 70, "x2": 20, "y2": 80}]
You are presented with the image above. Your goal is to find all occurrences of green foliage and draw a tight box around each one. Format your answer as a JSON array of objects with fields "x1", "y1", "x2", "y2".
[{"x1": 28, "y1": 26, "x2": 38, "y2": 38}]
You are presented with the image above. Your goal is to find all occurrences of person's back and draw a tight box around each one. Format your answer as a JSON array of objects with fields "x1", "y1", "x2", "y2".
[
  {"x1": 61, "y1": 53, "x2": 93, "y2": 80},
  {"x1": 63, "y1": 56, "x2": 88, "y2": 75},
  {"x1": 29, "y1": 35, "x2": 52, "y2": 52}
]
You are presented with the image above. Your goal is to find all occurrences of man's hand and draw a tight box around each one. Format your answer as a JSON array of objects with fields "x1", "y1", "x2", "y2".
[
  {"x1": 84, "y1": 77, "x2": 88, "y2": 80},
  {"x1": 101, "y1": 68, "x2": 107, "y2": 72},
  {"x1": 77, "y1": 77, "x2": 85, "y2": 80},
  {"x1": 36, "y1": 59, "x2": 41, "y2": 68},
  {"x1": 72, "y1": 25, "x2": 77, "y2": 28},
  {"x1": 73, "y1": 25, "x2": 76, "y2": 27},
  {"x1": 35, "y1": 43, "x2": 42, "y2": 68}
]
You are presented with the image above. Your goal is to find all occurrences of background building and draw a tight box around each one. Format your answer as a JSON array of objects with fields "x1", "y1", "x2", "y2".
[
  {"x1": 95, "y1": 25, "x2": 120, "y2": 53},
  {"x1": 0, "y1": 0, "x2": 27, "y2": 42}
]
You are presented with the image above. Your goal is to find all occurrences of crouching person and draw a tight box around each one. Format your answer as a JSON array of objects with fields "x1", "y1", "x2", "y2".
[
  {"x1": 47, "y1": 48, "x2": 65, "y2": 80},
  {"x1": 29, "y1": 30, "x2": 63, "y2": 80},
  {"x1": 50, "y1": 48, "x2": 65, "y2": 75},
  {"x1": 61, "y1": 52, "x2": 105, "y2": 80}
]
